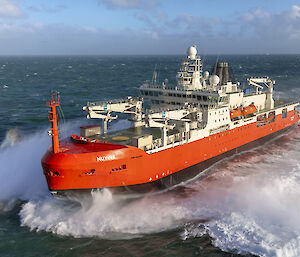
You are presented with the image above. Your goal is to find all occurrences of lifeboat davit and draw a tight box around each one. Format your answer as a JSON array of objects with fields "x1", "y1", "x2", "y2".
[
  {"x1": 242, "y1": 104, "x2": 257, "y2": 116},
  {"x1": 230, "y1": 108, "x2": 242, "y2": 119}
]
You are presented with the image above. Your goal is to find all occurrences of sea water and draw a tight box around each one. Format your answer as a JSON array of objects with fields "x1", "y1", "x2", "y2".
[{"x1": 1, "y1": 54, "x2": 300, "y2": 256}]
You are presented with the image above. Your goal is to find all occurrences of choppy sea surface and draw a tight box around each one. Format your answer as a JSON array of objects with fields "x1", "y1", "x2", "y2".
[{"x1": 1, "y1": 54, "x2": 300, "y2": 257}]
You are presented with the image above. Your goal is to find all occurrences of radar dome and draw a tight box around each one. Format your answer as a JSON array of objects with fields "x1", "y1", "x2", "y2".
[
  {"x1": 203, "y1": 71, "x2": 209, "y2": 79},
  {"x1": 187, "y1": 45, "x2": 197, "y2": 59},
  {"x1": 210, "y1": 75, "x2": 220, "y2": 85}
]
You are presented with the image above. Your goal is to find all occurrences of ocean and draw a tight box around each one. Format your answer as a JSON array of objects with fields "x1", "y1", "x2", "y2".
[{"x1": 0, "y1": 54, "x2": 300, "y2": 257}]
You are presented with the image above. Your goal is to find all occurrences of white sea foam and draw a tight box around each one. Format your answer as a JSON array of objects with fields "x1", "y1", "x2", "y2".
[
  {"x1": 0, "y1": 118, "x2": 136, "y2": 211},
  {"x1": 8, "y1": 121, "x2": 300, "y2": 256},
  {"x1": 181, "y1": 129, "x2": 300, "y2": 257},
  {"x1": 0, "y1": 118, "x2": 92, "y2": 206},
  {"x1": 0, "y1": 129, "x2": 50, "y2": 203},
  {"x1": 20, "y1": 189, "x2": 189, "y2": 239}
]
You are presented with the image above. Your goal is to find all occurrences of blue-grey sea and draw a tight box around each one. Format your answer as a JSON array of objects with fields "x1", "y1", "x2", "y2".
[{"x1": 1, "y1": 54, "x2": 300, "y2": 257}]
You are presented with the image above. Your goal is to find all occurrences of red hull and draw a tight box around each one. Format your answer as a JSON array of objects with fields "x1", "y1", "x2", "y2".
[{"x1": 42, "y1": 110, "x2": 299, "y2": 193}]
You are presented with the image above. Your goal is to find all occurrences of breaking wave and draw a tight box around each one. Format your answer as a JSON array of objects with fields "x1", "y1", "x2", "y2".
[
  {"x1": 0, "y1": 129, "x2": 50, "y2": 204},
  {"x1": 0, "y1": 118, "x2": 135, "y2": 211},
  {"x1": 181, "y1": 128, "x2": 300, "y2": 257},
  {"x1": 1, "y1": 118, "x2": 299, "y2": 256}
]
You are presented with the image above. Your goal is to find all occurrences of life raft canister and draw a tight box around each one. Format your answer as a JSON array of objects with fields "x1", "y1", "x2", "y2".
[
  {"x1": 242, "y1": 104, "x2": 257, "y2": 116},
  {"x1": 230, "y1": 108, "x2": 242, "y2": 119}
]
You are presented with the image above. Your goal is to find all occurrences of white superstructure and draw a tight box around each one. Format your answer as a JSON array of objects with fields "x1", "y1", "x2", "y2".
[{"x1": 83, "y1": 45, "x2": 299, "y2": 153}]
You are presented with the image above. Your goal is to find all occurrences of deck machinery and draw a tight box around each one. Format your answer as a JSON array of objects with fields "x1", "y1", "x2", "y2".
[{"x1": 42, "y1": 45, "x2": 299, "y2": 196}]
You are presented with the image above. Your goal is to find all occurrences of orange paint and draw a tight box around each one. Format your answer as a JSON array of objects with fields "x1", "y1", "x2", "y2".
[
  {"x1": 41, "y1": 109, "x2": 300, "y2": 192},
  {"x1": 242, "y1": 104, "x2": 257, "y2": 116},
  {"x1": 47, "y1": 92, "x2": 60, "y2": 154},
  {"x1": 230, "y1": 108, "x2": 242, "y2": 119}
]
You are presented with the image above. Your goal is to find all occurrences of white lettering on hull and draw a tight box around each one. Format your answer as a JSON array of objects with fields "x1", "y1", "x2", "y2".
[{"x1": 96, "y1": 155, "x2": 116, "y2": 162}]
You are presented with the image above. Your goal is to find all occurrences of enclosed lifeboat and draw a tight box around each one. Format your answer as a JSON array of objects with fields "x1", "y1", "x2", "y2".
[
  {"x1": 230, "y1": 108, "x2": 242, "y2": 120},
  {"x1": 242, "y1": 104, "x2": 257, "y2": 116}
]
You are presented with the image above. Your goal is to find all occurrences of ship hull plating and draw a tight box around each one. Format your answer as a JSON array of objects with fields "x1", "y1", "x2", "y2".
[{"x1": 42, "y1": 110, "x2": 299, "y2": 196}]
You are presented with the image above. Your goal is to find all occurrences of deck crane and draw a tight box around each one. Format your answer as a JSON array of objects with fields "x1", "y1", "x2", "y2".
[
  {"x1": 83, "y1": 97, "x2": 144, "y2": 133},
  {"x1": 247, "y1": 77, "x2": 275, "y2": 94}
]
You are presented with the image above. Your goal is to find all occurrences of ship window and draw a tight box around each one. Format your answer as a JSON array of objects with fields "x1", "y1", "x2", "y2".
[
  {"x1": 149, "y1": 91, "x2": 153, "y2": 96},
  {"x1": 203, "y1": 96, "x2": 208, "y2": 101},
  {"x1": 268, "y1": 111, "x2": 275, "y2": 123},
  {"x1": 197, "y1": 96, "x2": 202, "y2": 100},
  {"x1": 282, "y1": 108, "x2": 287, "y2": 119},
  {"x1": 193, "y1": 95, "x2": 196, "y2": 98},
  {"x1": 168, "y1": 93, "x2": 172, "y2": 97},
  {"x1": 145, "y1": 91, "x2": 149, "y2": 96},
  {"x1": 257, "y1": 114, "x2": 267, "y2": 127},
  {"x1": 177, "y1": 94, "x2": 181, "y2": 97},
  {"x1": 50, "y1": 171, "x2": 60, "y2": 176},
  {"x1": 84, "y1": 169, "x2": 95, "y2": 176}
]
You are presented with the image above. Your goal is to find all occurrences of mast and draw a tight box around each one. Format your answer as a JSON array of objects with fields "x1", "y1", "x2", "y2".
[{"x1": 47, "y1": 92, "x2": 60, "y2": 154}]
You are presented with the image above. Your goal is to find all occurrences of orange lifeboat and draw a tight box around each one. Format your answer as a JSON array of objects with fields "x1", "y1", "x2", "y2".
[
  {"x1": 242, "y1": 104, "x2": 257, "y2": 116},
  {"x1": 230, "y1": 108, "x2": 242, "y2": 119}
]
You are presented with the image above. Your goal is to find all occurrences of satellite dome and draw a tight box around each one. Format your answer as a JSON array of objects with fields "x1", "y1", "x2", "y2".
[
  {"x1": 210, "y1": 75, "x2": 220, "y2": 85},
  {"x1": 187, "y1": 45, "x2": 197, "y2": 59},
  {"x1": 203, "y1": 71, "x2": 209, "y2": 79}
]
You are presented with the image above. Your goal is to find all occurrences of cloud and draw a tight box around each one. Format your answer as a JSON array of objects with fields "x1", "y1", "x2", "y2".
[
  {"x1": 0, "y1": 4, "x2": 299, "y2": 54},
  {"x1": 238, "y1": 5, "x2": 300, "y2": 44},
  {"x1": 97, "y1": 0, "x2": 159, "y2": 10},
  {"x1": 0, "y1": 0, "x2": 25, "y2": 18}
]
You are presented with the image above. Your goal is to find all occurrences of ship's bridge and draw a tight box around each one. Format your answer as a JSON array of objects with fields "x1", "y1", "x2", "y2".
[
  {"x1": 139, "y1": 45, "x2": 243, "y2": 109},
  {"x1": 140, "y1": 84, "x2": 228, "y2": 109}
]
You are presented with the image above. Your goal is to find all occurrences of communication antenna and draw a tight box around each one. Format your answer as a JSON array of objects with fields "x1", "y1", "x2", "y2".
[{"x1": 152, "y1": 64, "x2": 157, "y2": 85}]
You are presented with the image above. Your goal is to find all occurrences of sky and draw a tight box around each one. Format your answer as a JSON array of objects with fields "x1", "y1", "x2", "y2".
[{"x1": 0, "y1": 0, "x2": 299, "y2": 55}]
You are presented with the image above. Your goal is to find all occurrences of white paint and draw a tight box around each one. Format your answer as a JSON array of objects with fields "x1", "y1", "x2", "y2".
[{"x1": 96, "y1": 155, "x2": 116, "y2": 162}]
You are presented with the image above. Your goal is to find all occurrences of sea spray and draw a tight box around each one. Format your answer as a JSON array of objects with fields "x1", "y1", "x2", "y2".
[
  {"x1": 181, "y1": 129, "x2": 300, "y2": 256},
  {"x1": 19, "y1": 127, "x2": 300, "y2": 255},
  {"x1": 0, "y1": 129, "x2": 50, "y2": 204},
  {"x1": 0, "y1": 117, "x2": 130, "y2": 209},
  {"x1": 20, "y1": 189, "x2": 189, "y2": 239}
]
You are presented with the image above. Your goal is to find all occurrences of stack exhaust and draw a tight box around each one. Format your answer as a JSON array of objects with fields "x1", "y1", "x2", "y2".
[{"x1": 210, "y1": 62, "x2": 235, "y2": 85}]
